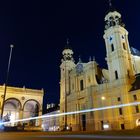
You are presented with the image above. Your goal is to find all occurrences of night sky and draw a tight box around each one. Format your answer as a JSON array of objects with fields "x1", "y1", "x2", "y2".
[{"x1": 0, "y1": 0, "x2": 140, "y2": 111}]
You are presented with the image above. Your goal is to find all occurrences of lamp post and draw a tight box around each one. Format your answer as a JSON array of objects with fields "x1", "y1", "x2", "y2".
[{"x1": 1, "y1": 44, "x2": 14, "y2": 120}]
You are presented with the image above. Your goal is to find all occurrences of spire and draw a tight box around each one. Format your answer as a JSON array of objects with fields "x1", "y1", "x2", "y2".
[
  {"x1": 107, "y1": 0, "x2": 115, "y2": 12},
  {"x1": 78, "y1": 56, "x2": 82, "y2": 63},
  {"x1": 65, "y1": 38, "x2": 71, "y2": 49},
  {"x1": 66, "y1": 38, "x2": 69, "y2": 45},
  {"x1": 104, "y1": 0, "x2": 125, "y2": 30},
  {"x1": 62, "y1": 39, "x2": 74, "y2": 61},
  {"x1": 89, "y1": 56, "x2": 92, "y2": 62},
  {"x1": 109, "y1": 0, "x2": 112, "y2": 9}
]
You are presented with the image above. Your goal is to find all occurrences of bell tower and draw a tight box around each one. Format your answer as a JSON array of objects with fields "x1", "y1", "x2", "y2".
[
  {"x1": 60, "y1": 40, "x2": 75, "y2": 129},
  {"x1": 103, "y1": 2, "x2": 134, "y2": 82},
  {"x1": 60, "y1": 40, "x2": 75, "y2": 99}
]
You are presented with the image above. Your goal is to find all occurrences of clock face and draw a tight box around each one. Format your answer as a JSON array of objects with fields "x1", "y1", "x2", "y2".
[{"x1": 76, "y1": 63, "x2": 83, "y2": 73}]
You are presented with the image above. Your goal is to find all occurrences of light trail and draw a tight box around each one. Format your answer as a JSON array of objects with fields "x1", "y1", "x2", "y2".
[{"x1": 1, "y1": 101, "x2": 140, "y2": 126}]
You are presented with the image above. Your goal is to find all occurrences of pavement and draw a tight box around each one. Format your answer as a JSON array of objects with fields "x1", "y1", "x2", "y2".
[{"x1": 1, "y1": 131, "x2": 140, "y2": 140}]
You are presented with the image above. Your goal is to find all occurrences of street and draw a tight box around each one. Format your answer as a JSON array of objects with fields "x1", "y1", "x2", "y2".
[{"x1": 1, "y1": 132, "x2": 140, "y2": 140}]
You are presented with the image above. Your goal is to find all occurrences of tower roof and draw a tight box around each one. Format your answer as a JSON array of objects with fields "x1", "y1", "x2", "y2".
[
  {"x1": 105, "y1": 0, "x2": 118, "y2": 17},
  {"x1": 62, "y1": 39, "x2": 74, "y2": 61},
  {"x1": 104, "y1": 1, "x2": 125, "y2": 30}
]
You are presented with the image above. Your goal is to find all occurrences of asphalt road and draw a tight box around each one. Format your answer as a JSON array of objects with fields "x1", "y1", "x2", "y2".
[{"x1": 1, "y1": 132, "x2": 140, "y2": 140}]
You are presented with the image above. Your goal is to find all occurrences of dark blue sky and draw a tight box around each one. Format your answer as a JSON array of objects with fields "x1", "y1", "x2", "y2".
[{"x1": 0, "y1": 0, "x2": 140, "y2": 109}]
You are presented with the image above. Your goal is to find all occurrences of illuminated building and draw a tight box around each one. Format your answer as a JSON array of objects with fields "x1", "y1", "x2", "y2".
[
  {"x1": 42, "y1": 104, "x2": 60, "y2": 131},
  {"x1": 0, "y1": 85, "x2": 44, "y2": 129},
  {"x1": 60, "y1": 4, "x2": 140, "y2": 131}
]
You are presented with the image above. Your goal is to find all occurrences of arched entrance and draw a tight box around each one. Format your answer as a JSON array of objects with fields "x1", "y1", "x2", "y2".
[
  {"x1": 3, "y1": 98, "x2": 22, "y2": 126},
  {"x1": 23, "y1": 100, "x2": 40, "y2": 126}
]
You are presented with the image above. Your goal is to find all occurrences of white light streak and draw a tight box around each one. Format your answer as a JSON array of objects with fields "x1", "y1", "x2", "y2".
[{"x1": 1, "y1": 101, "x2": 140, "y2": 126}]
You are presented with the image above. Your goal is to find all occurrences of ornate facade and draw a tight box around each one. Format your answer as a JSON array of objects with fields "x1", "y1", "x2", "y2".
[
  {"x1": 0, "y1": 85, "x2": 44, "y2": 127},
  {"x1": 60, "y1": 8, "x2": 140, "y2": 131}
]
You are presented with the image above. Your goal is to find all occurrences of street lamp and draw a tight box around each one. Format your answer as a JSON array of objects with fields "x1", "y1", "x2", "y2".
[
  {"x1": 101, "y1": 96, "x2": 106, "y2": 100},
  {"x1": 1, "y1": 44, "x2": 14, "y2": 120}
]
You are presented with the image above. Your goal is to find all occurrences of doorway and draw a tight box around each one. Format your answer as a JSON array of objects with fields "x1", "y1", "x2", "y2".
[
  {"x1": 121, "y1": 124, "x2": 125, "y2": 130},
  {"x1": 81, "y1": 114, "x2": 86, "y2": 131}
]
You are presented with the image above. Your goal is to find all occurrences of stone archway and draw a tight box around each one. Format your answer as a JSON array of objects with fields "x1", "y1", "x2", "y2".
[
  {"x1": 23, "y1": 99, "x2": 40, "y2": 126},
  {"x1": 3, "y1": 98, "x2": 22, "y2": 126}
]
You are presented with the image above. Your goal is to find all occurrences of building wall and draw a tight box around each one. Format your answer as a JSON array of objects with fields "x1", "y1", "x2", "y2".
[{"x1": 42, "y1": 110, "x2": 60, "y2": 131}]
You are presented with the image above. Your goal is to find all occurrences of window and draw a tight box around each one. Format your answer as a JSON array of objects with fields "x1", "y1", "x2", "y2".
[
  {"x1": 135, "y1": 105, "x2": 139, "y2": 113},
  {"x1": 115, "y1": 71, "x2": 118, "y2": 79},
  {"x1": 111, "y1": 44, "x2": 114, "y2": 52},
  {"x1": 119, "y1": 108, "x2": 123, "y2": 115},
  {"x1": 123, "y1": 43, "x2": 126, "y2": 50},
  {"x1": 127, "y1": 70, "x2": 130, "y2": 79},
  {"x1": 133, "y1": 95, "x2": 137, "y2": 101},
  {"x1": 80, "y1": 80, "x2": 84, "y2": 91},
  {"x1": 118, "y1": 97, "x2": 121, "y2": 102}
]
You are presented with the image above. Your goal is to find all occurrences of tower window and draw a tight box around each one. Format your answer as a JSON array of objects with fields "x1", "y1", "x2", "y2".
[
  {"x1": 115, "y1": 71, "x2": 118, "y2": 79},
  {"x1": 123, "y1": 43, "x2": 126, "y2": 50},
  {"x1": 119, "y1": 108, "x2": 123, "y2": 115},
  {"x1": 135, "y1": 105, "x2": 139, "y2": 113},
  {"x1": 80, "y1": 80, "x2": 84, "y2": 91},
  {"x1": 111, "y1": 44, "x2": 114, "y2": 52},
  {"x1": 133, "y1": 95, "x2": 137, "y2": 101}
]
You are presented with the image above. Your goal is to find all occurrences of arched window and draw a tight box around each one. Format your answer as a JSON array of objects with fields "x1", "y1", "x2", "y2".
[
  {"x1": 127, "y1": 70, "x2": 130, "y2": 78},
  {"x1": 111, "y1": 44, "x2": 114, "y2": 52},
  {"x1": 123, "y1": 43, "x2": 126, "y2": 50},
  {"x1": 80, "y1": 80, "x2": 84, "y2": 91},
  {"x1": 115, "y1": 71, "x2": 118, "y2": 79}
]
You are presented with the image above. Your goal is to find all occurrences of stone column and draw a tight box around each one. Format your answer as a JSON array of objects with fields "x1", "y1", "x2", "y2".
[
  {"x1": 18, "y1": 109, "x2": 23, "y2": 126},
  {"x1": 19, "y1": 109, "x2": 23, "y2": 120},
  {"x1": 37, "y1": 111, "x2": 42, "y2": 126}
]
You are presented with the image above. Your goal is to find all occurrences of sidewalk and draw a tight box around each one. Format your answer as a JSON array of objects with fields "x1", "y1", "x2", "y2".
[{"x1": 1, "y1": 129, "x2": 140, "y2": 136}]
